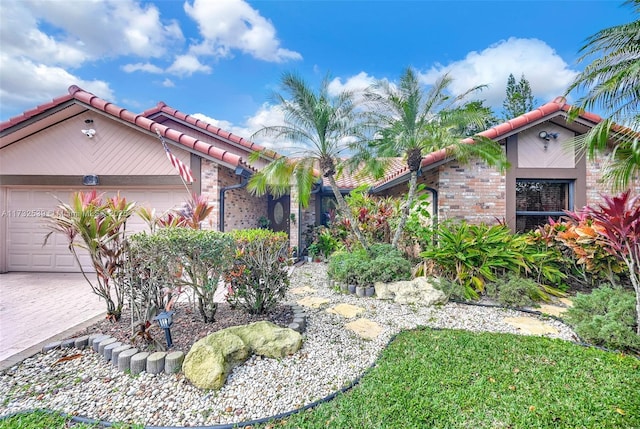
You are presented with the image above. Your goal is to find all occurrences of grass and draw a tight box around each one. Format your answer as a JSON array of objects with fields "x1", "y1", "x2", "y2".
[
  {"x1": 262, "y1": 328, "x2": 639, "y2": 429},
  {"x1": 2, "y1": 329, "x2": 638, "y2": 429},
  {"x1": 0, "y1": 410, "x2": 142, "y2": 428}
]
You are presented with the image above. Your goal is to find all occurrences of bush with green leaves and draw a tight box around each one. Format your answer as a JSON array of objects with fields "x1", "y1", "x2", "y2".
[
  {"x1": 156, "y1": 227, "x2": 236, "y2": 322},
  {"x1": 328, "y1": 244, "x2": 412, "y2": 286},
  {"x1": 126, "y1": 232, "x2": 177, "y2": 337},
  {"x1": 564, "y1": 285, "x2": 640, "y2": 353},
  {"x1": 226, "y1": 229, "x2": 290, "y2": 314},
  {"x1": 485, "y1": 275, "x2": 548, "y2": 308}
]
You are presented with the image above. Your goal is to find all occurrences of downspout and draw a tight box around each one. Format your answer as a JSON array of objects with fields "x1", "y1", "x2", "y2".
[{"x1": 219, "y1": 166, "x2": 251, "y2": 232}]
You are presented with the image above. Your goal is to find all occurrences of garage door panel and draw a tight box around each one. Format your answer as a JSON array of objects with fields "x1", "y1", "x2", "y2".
[{"x1": 7, "y1": 188, "x2": 188, "y2": 272}]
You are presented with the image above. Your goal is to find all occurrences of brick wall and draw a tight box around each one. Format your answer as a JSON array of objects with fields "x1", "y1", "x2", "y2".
[
  {"x1": 200, "y1": 160, "x2": 267, "y2": 231},
  {"x1": 438, "y1": 159, "x2": 505, "y2": 224}
]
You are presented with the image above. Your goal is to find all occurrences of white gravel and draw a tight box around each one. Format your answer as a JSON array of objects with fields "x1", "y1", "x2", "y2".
[{"x1": 0, "y1": 263, "x2": 578, "y2": 427}]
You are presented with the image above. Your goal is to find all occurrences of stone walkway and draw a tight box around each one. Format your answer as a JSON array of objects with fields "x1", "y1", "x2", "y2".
[{"x1": 291, "y1": 272, "x2": 573, "y2": 340}]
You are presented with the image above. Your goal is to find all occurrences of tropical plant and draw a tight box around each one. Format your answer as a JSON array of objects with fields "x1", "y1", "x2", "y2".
[
  {"x1": 362, "y1": 67, "x2": 509, "y2": 248},
  {"x1": 247, "y1": 71, "x2": 370, "y2": 250},
  {"x1": 45, "y1": 191, "x2": 135, "y2": 321},
  {"x1": 584, "y1": 190, "x2": 640, "y2": 333},
  {"x1": 565, "y1": 0, "x2": 640, "y2": 191},
  {"x1": 225, "y1": 229, "x2": 290, "y2": 314},
  {"x1": 138, "y1": 193, "x2": 213, "y2": 231},
  {"x1": 340, "y1": 185, "x2": 400, "y2": 246},
  {"x1": 565, "y1": 285, "x2": 640, "y2": 353},
  {"x1": 156, "y1": 228, "x2": 235, "y2": 322},
  {"x1": 421, "y1": 221, "x2": 564, "y2": 300},
  {"x1": 502, "y1": 73, "x2": 535, "y2": 120}
]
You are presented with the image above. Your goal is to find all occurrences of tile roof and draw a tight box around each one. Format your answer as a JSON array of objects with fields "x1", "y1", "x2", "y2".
[
  {"x1": 371, "y1": 96, "x2": 604, "y2": 190},
  {"x1": 0, "y1": 86, "x2": 255, "y2": 171},
  {"x1": 142, "y1": 102, "x2": 279, "y2": 160}
]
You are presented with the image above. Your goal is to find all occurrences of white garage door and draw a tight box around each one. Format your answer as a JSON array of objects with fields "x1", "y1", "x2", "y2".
[{"x1": 6, "y1": 188, "x2": 190, "y2": 272}]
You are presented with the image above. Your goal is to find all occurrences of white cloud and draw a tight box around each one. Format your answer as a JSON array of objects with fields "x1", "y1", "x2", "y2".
[
  {"x1": 184, "y1": 0, "x2": 301, "y2": 62},
  {"x1": 122, "y1": 63, "x2": 164, "y2": 74},
  {"x1": 192, "y1": 103, "x2": 302, "y2": 153},
  {"x1": 0, "y1": 54, "x2": 113, "y2": 114},
  {"x1": 16, "y1": 0, "x2": 184, "y2": 59},
  {"x1": 167, "y1": 54, "x2": 212, "y2": 76},
  {"x1": 328, "y1": 72, "x2": 376, "y2": 96},
  {"x1": 162, "y1": 78, "x2": 176, "y2": 88},
  {"x1": 418, "y1": 38, "x2": 579, "y2": 109}
]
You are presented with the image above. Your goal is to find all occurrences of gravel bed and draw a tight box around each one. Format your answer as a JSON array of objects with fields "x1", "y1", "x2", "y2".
[{"x1": 0, "y1": 263, "x2": 578, "y2": 427}]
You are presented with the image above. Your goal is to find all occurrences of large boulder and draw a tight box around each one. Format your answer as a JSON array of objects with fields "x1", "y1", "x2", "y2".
[
  {"x1": 182, "y1": 330, "x2": 250, "y2": 390},
  {"x1": 228, "y1": 321, "x2": 303, "y2": 358},
  {"x1": 375, "y1": 277, "x2": 448, "y2": 306},
  {"x1": 183, "y1": 321, "x2": 302, "y2": 390}
]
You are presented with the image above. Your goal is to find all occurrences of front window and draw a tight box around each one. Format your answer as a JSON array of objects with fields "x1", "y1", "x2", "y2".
[{"x1": 515, "y1": 180, "x2": 573, "y2": 232}]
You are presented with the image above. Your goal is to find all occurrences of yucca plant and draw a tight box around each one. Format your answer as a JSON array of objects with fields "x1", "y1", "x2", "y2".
[{"x1": 45, "y1": 190, "x2": 135, "y2": 321}]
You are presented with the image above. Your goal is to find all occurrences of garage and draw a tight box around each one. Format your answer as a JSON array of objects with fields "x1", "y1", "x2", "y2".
[{"x1": 5, "y1": 187, "x2": 189, "y2": 272}]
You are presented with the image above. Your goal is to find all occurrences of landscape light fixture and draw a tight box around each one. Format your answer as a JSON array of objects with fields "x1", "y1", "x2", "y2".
[{"x1": 154, "y1": 310, "x2": 175, "y2": 348}]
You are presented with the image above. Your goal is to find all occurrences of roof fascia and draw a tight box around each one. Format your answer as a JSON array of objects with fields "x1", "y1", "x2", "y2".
[{"x1": 0, "y1": 100, "x2": 79, "y2": 138}]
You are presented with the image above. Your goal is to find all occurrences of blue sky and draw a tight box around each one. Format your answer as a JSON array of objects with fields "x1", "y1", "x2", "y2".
[{"x1": 0, "y1": 0, "x2": 632, "y2": 150}]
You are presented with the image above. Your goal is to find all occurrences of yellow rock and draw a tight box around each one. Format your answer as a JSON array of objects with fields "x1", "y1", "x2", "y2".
[
  {"x1": 345, "y1": 318, "x2": 383, "y2": 339},
  {"x1": 297, "y1": 296, "x2": 330, "y2": 308},
  {"x1": 290, "y1": 286, "x2": 317, "y2": 295},
  {"x1": 537, "y1": 304, "x2": 567, "y2": 317},
  {"x1": 326, "y1": 303, "x2": 365, "y2": 318},
  {"x1": 559, "y1": 297, "x2": 574, "y2": 307},
  {"x1": 503, "y1": 316, "x2": 559, "y2": 335}
]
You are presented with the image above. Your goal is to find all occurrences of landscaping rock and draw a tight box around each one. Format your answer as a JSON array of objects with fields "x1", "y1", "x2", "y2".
[
  {"x1": 74, "y1": 336, "x2": 89, "y2": 349},
  {"x1": 345, "y1": 318, "x2": 383, "y2": 340},
  {"x1": 228, "y1": 321, "x2": 303, "y2": 358},
  {"x1": 297, "y1": 296, "x2": 330, "y2": 308},
  {"x1": 111, "y1": 344, "x2": 132, "y2": 366},
  {"x1": 326, "y1": 303, "x2": 365, "y2": 318},
  {"x1": 183, "y1": 330, "x2": 251, "y2": 390},
  {"x1": 130, "y1": 352, "x2": 150, "y2": 375},
  {"x1": 183, "y1": 321, "x2": 302, "y2": 390},
  {"x1": 102, "y1": 341, "x2": 123, "y2": 361},
  {"x1": 375, "y1": 277, "x2": 448, "y2": 306},
  {"x1": 502, "y1": 316, "x2": 560, "y2": 335}
]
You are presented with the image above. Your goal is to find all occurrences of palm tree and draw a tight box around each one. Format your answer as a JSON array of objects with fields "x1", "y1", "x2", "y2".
[
  {"x1": 248, "y1": 71, "x2": 370, "y2": 250},
  {"x1": 364, "y1": 67, "x2": 509, "y2": 248},
  {"x1": 566, "y1": 0, "x2": 640, "y2": 191}
]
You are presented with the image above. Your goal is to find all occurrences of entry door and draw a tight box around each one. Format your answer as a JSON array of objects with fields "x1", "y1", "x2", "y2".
[{"x1": 268, "y1": 194, "x2": 290, "y2": 234}]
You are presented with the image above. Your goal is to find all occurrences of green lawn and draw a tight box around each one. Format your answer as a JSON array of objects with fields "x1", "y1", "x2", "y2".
[
  {"x1": 263, "y1": 328, "x2": 639, "y2": 429},
  {"x1": 2, "y1": 329, "x2": 638, "y2": 429}
]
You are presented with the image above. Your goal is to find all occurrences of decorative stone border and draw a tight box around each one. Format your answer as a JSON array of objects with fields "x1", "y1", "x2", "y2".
[
  {"x1": 39, "y1": 304, "x2": 307, "y2": 375},
  {"x1": 41, "y1": 334, "x2": 185, "y2": 375}
]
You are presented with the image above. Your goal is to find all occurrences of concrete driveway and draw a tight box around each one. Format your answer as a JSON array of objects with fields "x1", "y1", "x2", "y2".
[{"x1": 0, "y1": 272, "x2": 105, "y2": 371}]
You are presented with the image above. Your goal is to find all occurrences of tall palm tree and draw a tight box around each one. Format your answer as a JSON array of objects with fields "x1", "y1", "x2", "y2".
[
  {"x1": 566, "y1": 0, "x2": 640, "y2": 191},
  {"x1": 248, "y1": 71, "x2": 370, "y2": 250},
  {"x1": 364, "y1": 67, "x2": 509, "y2": 248}
]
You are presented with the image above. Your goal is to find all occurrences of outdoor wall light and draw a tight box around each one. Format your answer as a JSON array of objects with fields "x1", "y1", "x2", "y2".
[
  {"x1": 538, "y1": 130, "x2": 559, "y2": 150},
  {"x1": 154, "y1": 310, "x2": 175, "y2": 348},
  {"x1": 538, "y1": 130, "x2": 559, "y2": 141},
  {"x1": 82, "y1": 174, "x2": 99, "y2": 186}
]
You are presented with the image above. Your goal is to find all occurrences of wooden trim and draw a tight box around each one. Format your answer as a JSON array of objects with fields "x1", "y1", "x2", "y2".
[
  {"x1": 0, "y1": 175, "x2": 188, "y2": 187},
  {"x1": 191, "y1": 154, "x2": 202, "y2": 194}
]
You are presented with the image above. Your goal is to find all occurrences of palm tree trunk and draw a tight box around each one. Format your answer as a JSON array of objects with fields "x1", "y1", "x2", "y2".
[
  {"x1": 392, "y1": 170, "x2": 419, "y2": 249},
  {"x1": 325, "y1": 174, "x2": 369, "y2": 251}
]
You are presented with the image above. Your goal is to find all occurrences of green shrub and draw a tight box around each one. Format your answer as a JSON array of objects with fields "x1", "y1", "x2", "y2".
[
  {"x1": 431, "y1": 277, "x2": 467, "y2": 301},
  {"x1": 485, "y1": 275, "x2": 544, "y2": 308},
  {"x1": 564, "y1": 285, "x2": 640, "y2": 353},
  {"x1": 328, "y1": 244, "x2": 412, "y2": 286},
  {"x1": 226, "y1": 229, "x2": 290, "y2": 314},
  {"x1": 158, "y1": 228, "x2": 236, "y2": 322}
]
